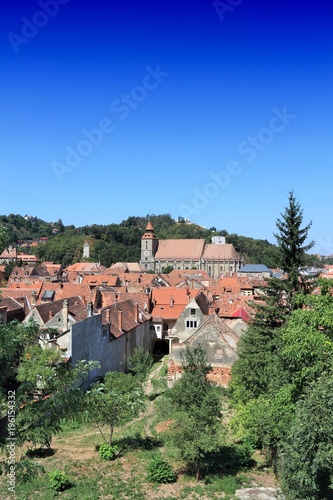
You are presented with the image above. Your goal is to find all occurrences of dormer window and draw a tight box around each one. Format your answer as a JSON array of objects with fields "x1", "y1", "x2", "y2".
[{"x1": 190, "y1": 308, "x2": 196, "y2": 315}]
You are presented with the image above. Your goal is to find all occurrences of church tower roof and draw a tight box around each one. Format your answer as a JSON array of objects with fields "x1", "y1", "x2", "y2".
[
  {"x1": 142, "y1": 219, "x2": 157, "y2": 239},
  {"x1": 145, "y1": 220, "x2": 154, "y2": 231}
]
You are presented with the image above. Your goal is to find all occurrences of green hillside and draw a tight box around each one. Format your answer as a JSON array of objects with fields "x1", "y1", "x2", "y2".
[{"x1": 0, "y1": 213, "x2": 321, "y2": 269}]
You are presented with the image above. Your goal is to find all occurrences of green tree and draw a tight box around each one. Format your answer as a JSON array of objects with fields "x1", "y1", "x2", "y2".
[
  {"x1": 0, "y1": 225, "x2": 9, "y2": 253},
  {"x1": 15, "y1": 344, "x2": 99, "y2": 448},
  {"x1": 161, "y1": 265, "x2": 174, "y2": 274},
  {"x1": 281, "y1": 373, "x2": 333, "y2": 499},
  {"x1": 84, "y1": 371, "x2": 146, "y2": 445},
  {"x1": 127, "y1": 348, "x2": 154, "y2": 382},
  {"x1": 229, "y1": 277, "x2": 289, "y2": 404},
  {"x1": 167, "y1": 345, "x2": 224, "y2": 480},
  {"x1": 231, "y1": 283, "x2": 333, "y2": 468},
  {"x1": 0, "y1": 320, "x2": 39, "y2": 389},
  {"x1": 274, "y1": 191, "x2": 314, "y2": 296}
]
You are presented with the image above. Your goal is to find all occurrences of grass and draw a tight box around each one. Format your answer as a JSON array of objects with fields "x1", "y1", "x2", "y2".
[{"x1": 0, "y1": 360, "x2": 277, "y2": 499}]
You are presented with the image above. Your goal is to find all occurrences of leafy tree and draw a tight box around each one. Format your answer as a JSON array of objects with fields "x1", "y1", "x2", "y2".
[
  {"x1": 127, "y1": 348, "x2": 154, "y2": 381},
  {"x1": 0, "y1": 225, "x2": 9, "y2": 253},
  {"x1": 161, "y1": 265, "x2": 174, "y2": 274},
  {"x1": 281, "y1": 373, "x2": 333, "y2": 499},
  {"x1": 274, "y1": 191, "x2": 314, "y2": 296},
  {"x1": 84, "y1": 371, "x2": 146, "y2": 445},
  {"x1": 277, "y1": 289, "x2": 333, "y2": 400},
  {"x1": 0, "y1": 320, "x2": 39, "y2": 388},
  {"x1": 167, "y1": 345, "x2": 224, "y2": 480},
  {"x1": 231, "y1": 282, "x2": 333, "y2": 469},
  {"x1": 15, "y1": 344, "x2": 99, "y2": 448}
]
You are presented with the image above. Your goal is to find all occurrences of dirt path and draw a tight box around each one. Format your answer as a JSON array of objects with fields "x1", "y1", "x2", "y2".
[{"x1": 143, "y1": 359, "x2": 166, "y2": 437}]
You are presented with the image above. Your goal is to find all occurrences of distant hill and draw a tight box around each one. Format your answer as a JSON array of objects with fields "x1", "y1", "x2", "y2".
[{"x1": 0, "y1": 213, "x2": 322, "y2": 269}]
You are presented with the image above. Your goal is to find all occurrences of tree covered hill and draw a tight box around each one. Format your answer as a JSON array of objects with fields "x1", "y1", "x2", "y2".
[{"x1": 0, "y1": 213, "x2": 320, "y2": 269}]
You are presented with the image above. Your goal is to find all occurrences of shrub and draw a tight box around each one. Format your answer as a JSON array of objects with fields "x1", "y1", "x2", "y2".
[
  {"x1": 48, "y1": 470, "x2": 73, "y2": 491},
  {"x1": 99, "y1": 443, "x2": 119, "y2": 461},
  {"x1": 16, "y1": 459, "x2": 45, "y2": 484},
  {"x1": 128, "y1": 348, "x2": 154, "y2": 380},
  {"x1": 146, "y1": 456, "x2": 176, "y2": 483}
]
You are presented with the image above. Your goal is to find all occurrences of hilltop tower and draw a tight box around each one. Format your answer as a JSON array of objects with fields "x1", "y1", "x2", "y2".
[{"x1": 140, "y1": 220, "x2": 158, "y2": 272}]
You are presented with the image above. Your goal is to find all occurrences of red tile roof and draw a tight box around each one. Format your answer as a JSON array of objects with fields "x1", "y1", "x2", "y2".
[
  {"x1": 202, "y1": 244, "x2": 240, "y2": 260},
  {"x1": 65, "y1": 263, "x2": 106, "y2": 273},
  {"x1": 102, "y1": 299, "x2": 149, "y2": 338},
  {"x1": 155, "y1": 239, "x2": 205, "y2": 260},
  {"x1": 82, "y1": 275, "x2": 120, "y2": 287},
  {"x1": 151, "y1": 287, "x2": 197, "y2": 319},
  {"x1": 231, "y1": 307, "x2": 250, "y2": 322}
]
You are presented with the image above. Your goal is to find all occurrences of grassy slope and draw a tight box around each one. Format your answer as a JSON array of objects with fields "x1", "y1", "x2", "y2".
[{"x1": 0, "y1": 359, "x2": 278, "y2": 499}]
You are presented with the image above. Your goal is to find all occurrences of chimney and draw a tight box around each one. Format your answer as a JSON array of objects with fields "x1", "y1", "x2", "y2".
[
  {"x1": 105, "y1": 308, "x2": 110, "y2": 323},
  {"x1": 86, "y1": 301, "x2": 93, "y2": 318},
  {"x1": 31, "y1": 290, "x2": 36, "y2": 307},
  {"x1": 134, "y1": 303, "x2": 139, "y2": 322},
  {"x1": 62, "y1": 299, "x2": 69, "y2": 330},
  {"x1": 118, "y1": 309, "x2": 122, "y2": 330},
  {"x1": 169, "y1": 295, "x2": 174, "y2": 307},
  {"x1": 48, "y1": 310, "x2": 53, "y2": 320}
]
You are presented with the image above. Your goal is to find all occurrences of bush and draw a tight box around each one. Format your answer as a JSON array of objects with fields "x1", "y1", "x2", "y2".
[
  {"x1": 16, "y1": 459, "x2": 45, "y2": 484},
  {"x1": 128, "y1": 348, "x2": 154, "y2": 381},
  {"x1": 48, "y1": 470, "x2": 73, "y2": 491},
  {"x1": 99, "y1": 443, "x2": 119, "y2": 461},
  {"x1": 146, "y1": 456, "x2": 177, "y2": 483}
]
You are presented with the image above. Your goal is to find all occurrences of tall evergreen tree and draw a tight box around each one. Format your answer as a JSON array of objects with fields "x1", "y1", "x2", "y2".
[
  {"x1": 274, "y1": 191, "x2": 314, "y2": 296},
  {"x1": 230, "y1": 193, "x2": 321, "y2": 471}
]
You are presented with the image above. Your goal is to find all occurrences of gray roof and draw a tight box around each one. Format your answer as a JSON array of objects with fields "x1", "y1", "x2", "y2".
[{"x1": 238, "y1": 264, "x2": 272, "y2": 274}]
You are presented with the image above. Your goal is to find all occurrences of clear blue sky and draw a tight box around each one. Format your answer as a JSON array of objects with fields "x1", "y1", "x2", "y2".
[{"x1": 1, "y1": 0, "x2": 332, "y2": 253}]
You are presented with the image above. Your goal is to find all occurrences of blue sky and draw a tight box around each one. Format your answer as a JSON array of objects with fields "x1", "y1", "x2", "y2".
[{"x1": 1, "y1": 0, "x2": 332, "y2": 253}]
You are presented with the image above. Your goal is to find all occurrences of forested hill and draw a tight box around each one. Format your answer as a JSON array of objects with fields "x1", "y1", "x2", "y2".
[{"x1": 0, "y1": 213, "x2": 319, "y2": 269}]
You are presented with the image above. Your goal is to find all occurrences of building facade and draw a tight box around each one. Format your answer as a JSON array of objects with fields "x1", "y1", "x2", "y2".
[{"x1": 140, "y1": 221, "x2": 243, "y2": 278}]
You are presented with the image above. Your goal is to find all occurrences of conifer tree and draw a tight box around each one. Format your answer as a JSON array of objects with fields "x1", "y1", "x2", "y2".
[{"x1": 274, "y1": 191, "x2": 314, "y2": 295}]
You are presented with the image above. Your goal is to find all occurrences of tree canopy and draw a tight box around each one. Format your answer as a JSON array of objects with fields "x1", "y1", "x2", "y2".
[{"x1": 167, "y1": 345, "x2": 224, "y2": 480}]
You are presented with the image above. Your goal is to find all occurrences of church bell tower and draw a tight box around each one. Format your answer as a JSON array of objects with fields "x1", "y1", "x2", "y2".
[{"x1": 140, "y1": 220, "x2": 158, "y2": 272}]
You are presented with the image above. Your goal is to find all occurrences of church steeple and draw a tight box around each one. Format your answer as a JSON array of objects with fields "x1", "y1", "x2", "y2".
[{"x1": 142, "y1": 219, "x2": 156, "y2": 239}]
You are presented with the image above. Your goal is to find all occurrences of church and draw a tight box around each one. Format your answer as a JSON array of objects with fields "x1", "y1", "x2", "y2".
[{"x1": 140, "y1": 221, "x2": 243, "y2": 278}]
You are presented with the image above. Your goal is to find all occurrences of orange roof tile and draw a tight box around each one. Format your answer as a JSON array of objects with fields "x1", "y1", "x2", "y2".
[
  {"x1": 202, "y1": 244, "x2": 240, "y2": 260},
  {"x1": 151, "y1": 287, "x2": 190, "y2": 305},
  {"x1": 155, "y1": 239, "x2": 205, "y2": 260},
  {"x1": 82, "y1": 275, "x2": 120, "y2": 287},
  {"x1": 152, "y1": 304, "x2": 186, "y2": 319}
]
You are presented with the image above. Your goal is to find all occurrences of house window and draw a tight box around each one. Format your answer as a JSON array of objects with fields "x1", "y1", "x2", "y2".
[
  {"x1": 163, "y1": 323, "x2": 168, "y2": 331},
  {"x1": 190, "y1": 308, "x2": 196, "y2": 315},
  {"x1": 186, "y1": 320, "x2": 197, "y2": 329}
]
